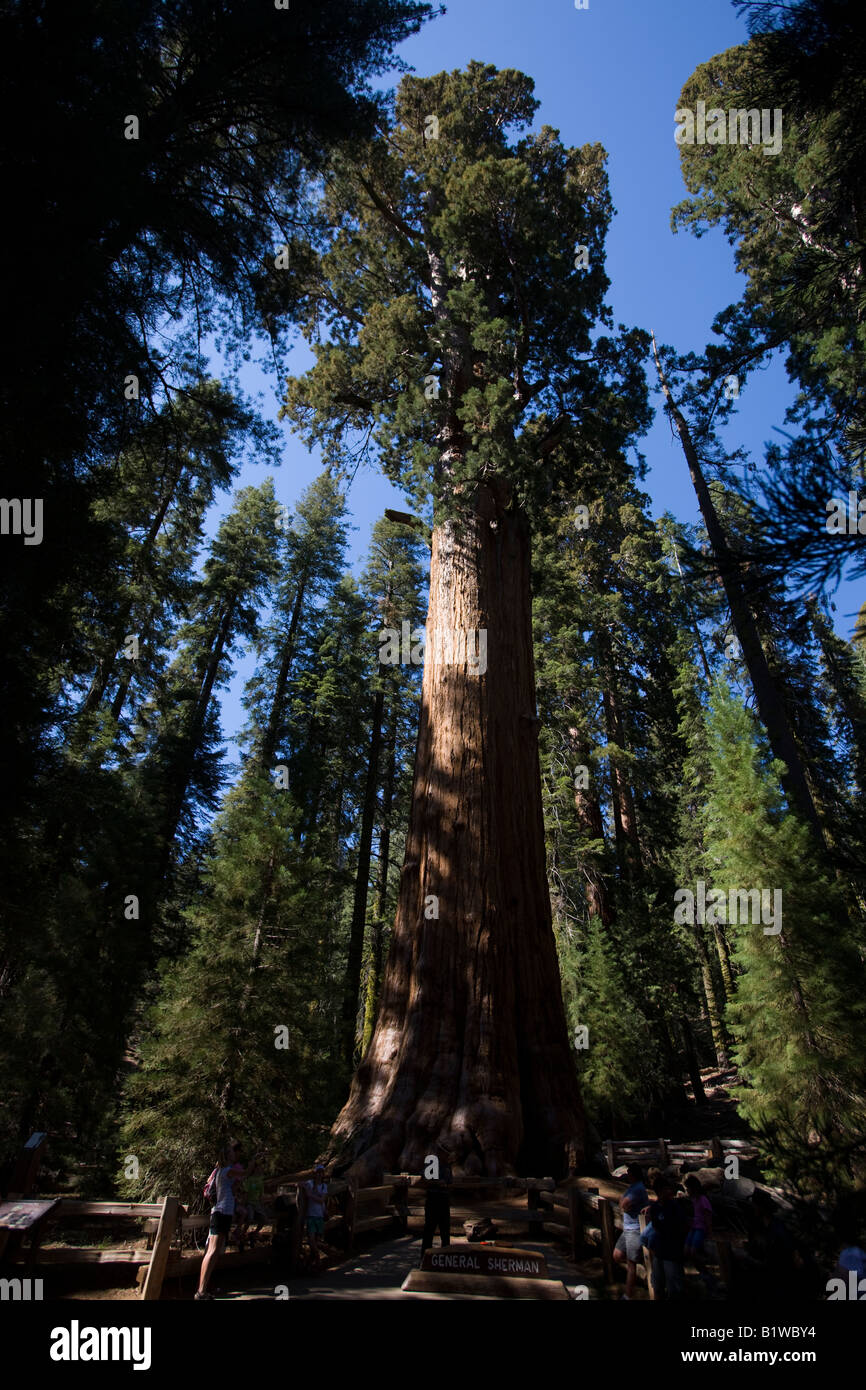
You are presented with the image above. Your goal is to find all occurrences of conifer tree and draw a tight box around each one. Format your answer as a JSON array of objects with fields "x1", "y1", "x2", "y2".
[
  {"x1": 533, "y1": 462, "x2": 715, "y2": 1124},
  {"x1": 0, "y1": 0, "x2": 434, "y2": 921},
  {"x1": 279, "y1": 62, "x2": 650, "y2": 1179},
  {"x1": 142, "y1": 480, "x2": 281, "y2": 893},
  {"x1": 671, "y1": 0, "x2": 866, "y2": 584},
  {"x1": 703, "y1": 680, "x2": 866, "y2": 1192},
  {"x1": 342, "y1": 519, "x2": 426, "y2": 1072},
  {"x1": 122, "y1": 480, "x2": 365, "y2": 1190}
]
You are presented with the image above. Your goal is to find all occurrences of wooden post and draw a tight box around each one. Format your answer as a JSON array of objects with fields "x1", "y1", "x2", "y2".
[
  {"x1": 658, "y1": 1138, "x2": 669, "y2": 1167},
  {"x1": 711, "y1": 1135, "x2": 724, "y2": 1165},
  {"x1": 567, "y1": 1186, "x2": 580, "y2": 1263},
  {"x1": 638, "y1": 1212, "x2": 655, "y2": 1300},
  {"x1": 527, "y1": 1186, "x2": 544, "y2": 1238},
  {"x1": 140, "y1": 1196, "x2": 180, "y2": 1301},
  {"x1": 290, "y1": 1185, "x2": 306, "y2": 1273},
  {"x1": 604, "y1": 1140, "x2": 616, "y2": 1173},
  {"x1": 598, "y1": 1196, "x2": 616, "y2": 1285}
]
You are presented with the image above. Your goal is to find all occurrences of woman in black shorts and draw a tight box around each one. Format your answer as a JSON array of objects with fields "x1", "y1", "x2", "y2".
[{"x1": 196, "y1": 1143, "x2": 239, "y2": 1300}]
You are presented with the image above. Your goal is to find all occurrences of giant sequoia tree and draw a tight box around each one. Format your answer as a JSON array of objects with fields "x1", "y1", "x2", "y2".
[{"x1": 282, "y1": 64, "x2": 650, "y2": 1180}]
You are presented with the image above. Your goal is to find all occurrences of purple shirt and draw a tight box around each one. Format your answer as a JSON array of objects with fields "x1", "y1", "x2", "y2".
[{"x1": 691, "y1": 1193, "x2": 712, "y2": 1232}]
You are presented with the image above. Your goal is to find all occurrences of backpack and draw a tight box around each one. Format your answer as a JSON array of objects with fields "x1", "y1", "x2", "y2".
[{"x1": 203, "y1": 1165, "x2": 220, "y2": 1203}]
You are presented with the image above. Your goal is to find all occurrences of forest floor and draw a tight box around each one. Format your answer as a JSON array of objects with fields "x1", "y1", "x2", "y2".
[{"x1": 676, "y1": 1065, "x2": 751, "y2": 1141}]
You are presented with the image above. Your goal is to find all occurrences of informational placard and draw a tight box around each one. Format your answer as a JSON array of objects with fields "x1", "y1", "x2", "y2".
[
  {"x1": 0, "y1": 1198, "x2": 59, "y2": 1230},
  {"x1": 421, "y1": 1244, "x2": 548, "y2": 1278}
]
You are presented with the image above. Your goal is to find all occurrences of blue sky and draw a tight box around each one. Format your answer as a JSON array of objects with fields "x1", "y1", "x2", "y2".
[{"x1": 208, "y1": 0, "x2": 862, "y2": 757}]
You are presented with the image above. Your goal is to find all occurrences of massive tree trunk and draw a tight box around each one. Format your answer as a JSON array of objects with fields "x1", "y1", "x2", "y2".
[{"x1": 326, "y1": 481, "x2": 586, "y2": 1183}]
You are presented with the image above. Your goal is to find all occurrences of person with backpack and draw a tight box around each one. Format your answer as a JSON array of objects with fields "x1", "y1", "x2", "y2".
[
  {"x1": 303, "y1": 1164, "x2": 329, "y2": 1268},
  {"x1": 614, "y1": 1162, "x2": 649, "y2": 1300},
  {"x1": 646, "y1": 1175, "x2": 691, "y2": 1300},
  {"x1": 196, "y1": 1142, "x2": 240, "y2": 1301}
]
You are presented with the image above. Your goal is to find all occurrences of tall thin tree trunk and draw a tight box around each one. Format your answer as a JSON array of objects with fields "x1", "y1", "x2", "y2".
[
  {"x1": 259, "y1": 579, "x2": 307, "y2": 767},
  {"x1": 597, "y1": 630, "x2": 640, "y2": 882},
  {"x1": 341, "y1": 686, "x2": 385, "y2": 1070},
  {"x1": 712, "y1": 919, "x2": 736, "y2": 999},
  {"x1": 650, "y1": 1008, "x2": 689, "y2": 1107},
  {"x1": 327, "y1": 481, "x2": 586, "y2": 1183},
  {"x1": 652, "y1": 335, "x2": 824, "y2": 844},
  {"x1": 569, "y1": 730, "x2": 613, "y2": 925},
  {"x1": 679, "y1": 1014, "x2": 707, "y2": 1103},
  {"x1": 693, "y1": 924, "x2": 730, "y2": 1068},
  {"x1": 362, "y1": 704, "x2": 398, "y2": 1055},
  {"x1": 153, "y1": 595, "x2": 237, "y2": 888}
]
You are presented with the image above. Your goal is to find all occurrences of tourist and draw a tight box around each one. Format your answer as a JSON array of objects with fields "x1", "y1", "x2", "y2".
[
  {"x1": 684, "y1": 1173, "x2": 719, "y2": 1293},
  {"x1": 196, "y1": 1142, "x2": 240, "y2": 1301},
  {"x1": 747, "y1": 1189, "x2": 798, "y2": 1300},
  {"x1": 303, "y1": 1164, "x2": 329, "y2": 1267},
  {"x1": 613, "y1": 1162, "x2": 649, "y2": 1300},
  {"x1": 646, "y1": 1176, "x2": 690, "y2": 1300},
  {"x1": 419, "y1": 1144, "x2": 453, "y2": 1266}
]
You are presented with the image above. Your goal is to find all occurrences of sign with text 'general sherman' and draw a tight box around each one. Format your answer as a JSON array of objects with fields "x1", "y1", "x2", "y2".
[{"x1": 422, "y1": 1245, "x2": 548, "y2": 1278}]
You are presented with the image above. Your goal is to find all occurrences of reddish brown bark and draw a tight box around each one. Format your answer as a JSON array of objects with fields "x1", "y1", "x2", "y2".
[{"x1": 326, "y1": 481, "x2": 586, "y2": 1182}]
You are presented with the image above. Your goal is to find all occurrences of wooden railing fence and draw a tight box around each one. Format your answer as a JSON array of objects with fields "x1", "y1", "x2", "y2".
[{"x1": 2, "y1": 1133, "x2": 751, "y2": 1299}]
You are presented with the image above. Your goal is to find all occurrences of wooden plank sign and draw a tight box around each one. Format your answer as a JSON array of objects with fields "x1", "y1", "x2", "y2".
[{"x1": 421, "y1": 1245, "x2": 549, "y2": 1278}]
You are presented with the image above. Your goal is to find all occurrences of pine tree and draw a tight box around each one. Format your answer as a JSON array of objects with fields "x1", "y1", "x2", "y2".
[
  {"x1": 141, "y1": 480, "x2": 281, "y2": 897},
  {"x1": 703, "y1": 680, "x2": 866, "y2": 1193},
  {"x1": 533, "y1": 462, "x2": 716, "y2": 1125},
  {"x1": 122, "y1": 480, "x2": 364, "y2": 1191},
  {"x1": 671, "y1": 0, "x2": 866, "y2": 585},
  {"x1": 342, "y1": 519, "x2": 427, "y2": 1072},
  {"x1": 557, "y1": 916, "x2": 663, "y2": 1138},
  {"x1": 0, "y1": 0, "x2": 434, "y2": 924}
]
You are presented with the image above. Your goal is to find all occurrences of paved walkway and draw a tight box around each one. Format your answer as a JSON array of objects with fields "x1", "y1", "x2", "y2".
[{"x1": 216, "y1": 1233, "x2": 582, "y2": 1301}]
